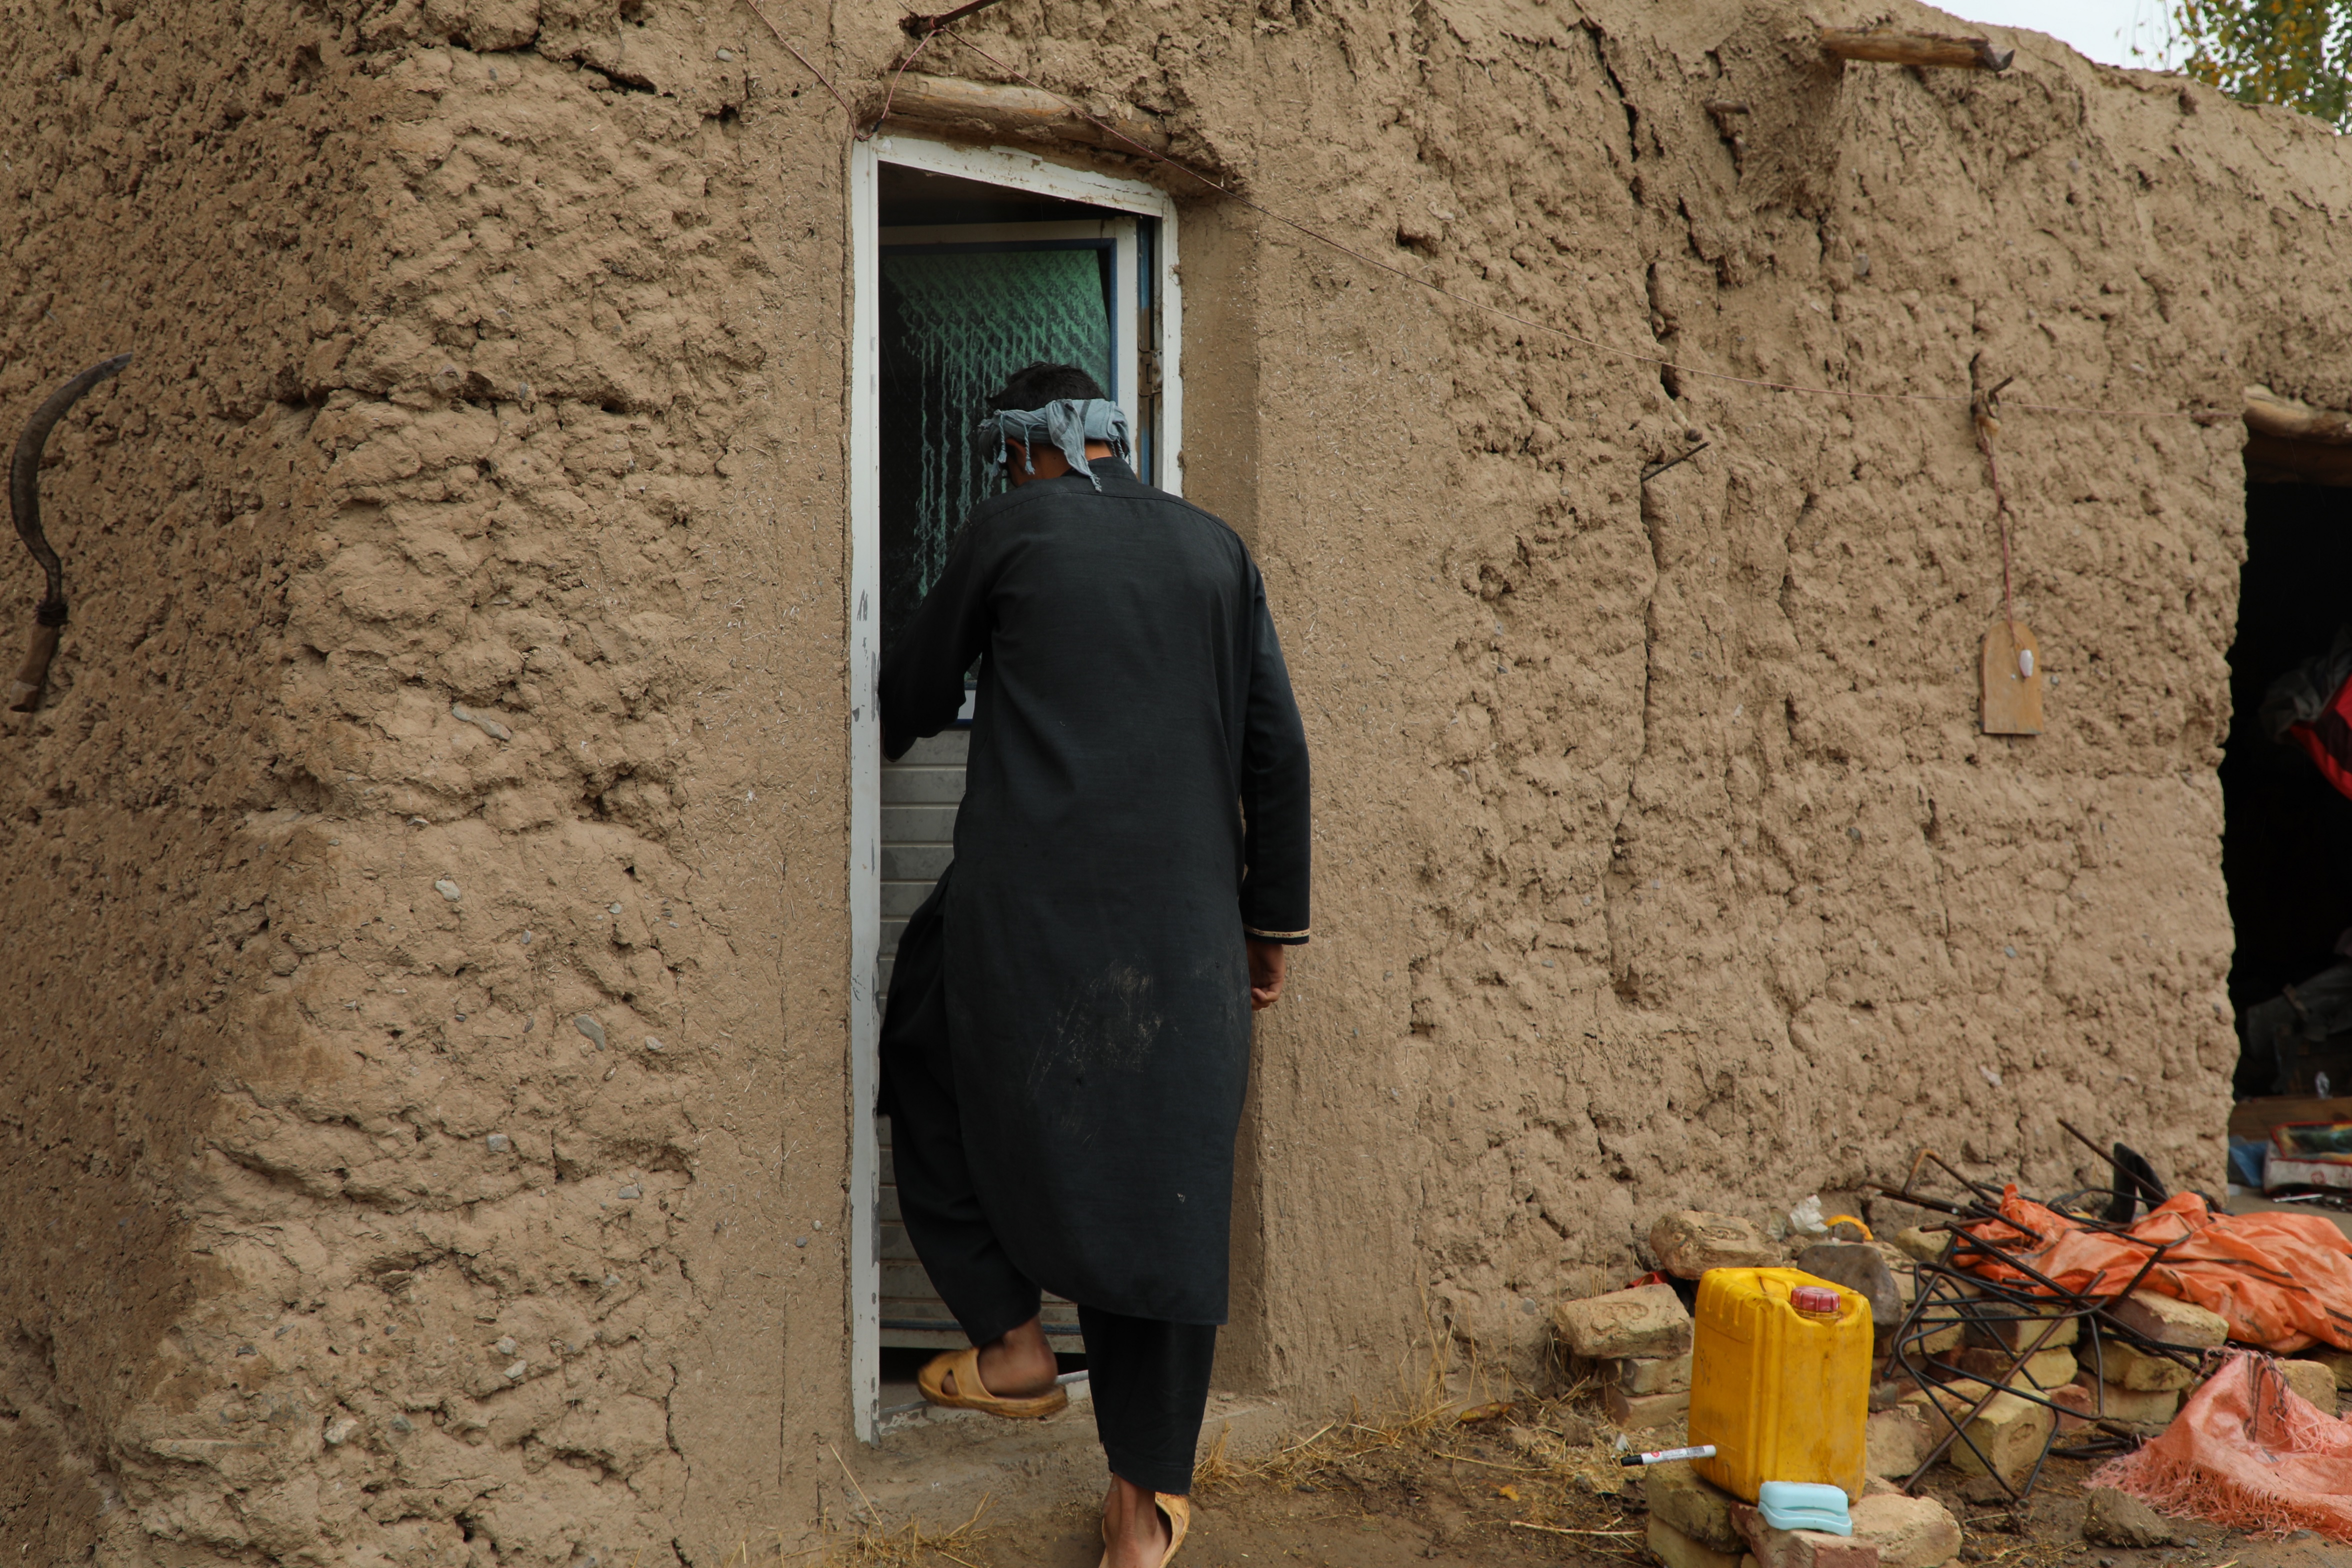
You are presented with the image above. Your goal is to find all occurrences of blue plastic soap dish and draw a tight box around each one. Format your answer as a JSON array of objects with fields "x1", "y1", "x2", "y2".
[{"x1": 1756, "y1": 1480, "x2": 1852, "y2": 1536}]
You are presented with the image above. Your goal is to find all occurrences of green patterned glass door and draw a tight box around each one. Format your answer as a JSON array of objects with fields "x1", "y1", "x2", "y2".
[
  {"x1": 878, "y1": 240, "x2": 1118, "y2": 645},
  {"x1": 874, "y1": 224, "x2": 1128, "y2": 1350}
]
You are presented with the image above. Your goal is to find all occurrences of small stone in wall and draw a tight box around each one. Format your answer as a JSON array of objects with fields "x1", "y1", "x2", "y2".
[
  {"x1": 322, "y1": 1416, "x2": 358, "y2": 1446},
  {"x1": 486, "y1": 1133, "x2": 512, "y2": 1153},
  {"x1": 504, "y1": 1360, "x2": 528, "y2": 1382},
  {"x1": 495, "y1": 1336, "x2": 518, "y2": 1356},
  {"x1": 576, "y1": 1014, "x2": 607, "y2": 1050},
  {"x1": 618, "y1": 1184, "x2": 642, "y2": 1200},
  {"x1": 434, "y1": 880, "x2": 462, "y2": 902},
  {"x1": 450, "y1": 703, "x2": 513, "y2": 741}
]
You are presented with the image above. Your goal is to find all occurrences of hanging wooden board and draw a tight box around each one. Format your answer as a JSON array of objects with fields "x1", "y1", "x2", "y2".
[{"x1": 1980, "y1": 618, "x2": 2044, "y2": 735}]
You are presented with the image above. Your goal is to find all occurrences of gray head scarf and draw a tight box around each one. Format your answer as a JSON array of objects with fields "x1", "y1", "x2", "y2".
[{"x1": 977, "y1": 398, "x2": 1134, "y2": 491}]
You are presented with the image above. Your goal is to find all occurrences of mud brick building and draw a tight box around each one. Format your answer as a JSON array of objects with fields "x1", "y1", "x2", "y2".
[{"x1": 4, "y1": 0, "x2": 2348, "y2": 1559}]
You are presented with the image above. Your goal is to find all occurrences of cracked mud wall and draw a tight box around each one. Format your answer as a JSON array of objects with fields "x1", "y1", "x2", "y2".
[
  {"x1": 867, "y1": 0, "x2": 2352, "y2": 1398},
  {"x1": 1008, "y1": 0, "x2": 2334, "y2": 1398},
  {"x1": 8, "y1": 0, "x2": 2352, "y2": 1559}
]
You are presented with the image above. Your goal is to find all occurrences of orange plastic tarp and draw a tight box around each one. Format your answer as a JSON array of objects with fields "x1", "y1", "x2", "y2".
[
  {"x1": 1953, "y1": 1188, "x2": 2352, "y2": 1352},
  {"x1": 2094, "y1": 1352, "x2": 2352, "y2": 1542}
]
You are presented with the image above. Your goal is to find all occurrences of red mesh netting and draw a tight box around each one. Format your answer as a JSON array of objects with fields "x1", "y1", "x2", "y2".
[{"x1": 2092, "y1": 1352, "x2": 2352, "y2": 1542}]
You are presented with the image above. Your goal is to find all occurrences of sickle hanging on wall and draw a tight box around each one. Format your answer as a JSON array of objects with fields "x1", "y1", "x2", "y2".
[{"x1": 8, "y1": 352, "x2": 130, "y2": 714}]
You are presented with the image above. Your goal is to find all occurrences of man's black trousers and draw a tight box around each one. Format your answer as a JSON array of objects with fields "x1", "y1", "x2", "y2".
[{"x1": 879, "y1": 870, "x2": 1216, "y2": 1496}]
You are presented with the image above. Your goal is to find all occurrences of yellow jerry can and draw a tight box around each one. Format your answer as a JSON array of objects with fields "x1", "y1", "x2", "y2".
[{"x1": 1689, "y1": 1266, "x2": 1872, "y2": 1502}]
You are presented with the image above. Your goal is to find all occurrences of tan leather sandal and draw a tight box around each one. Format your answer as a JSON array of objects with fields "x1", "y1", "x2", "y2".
[
  {"x1": 914, "y1": 1346, "x2": 1068, "y2": 1419},
  {"x1": 1098, "y1": 1491, "x2": 1189, "y2": 1568}
]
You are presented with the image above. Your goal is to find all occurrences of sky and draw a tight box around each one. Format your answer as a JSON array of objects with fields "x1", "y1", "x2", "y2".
[{"x1": 1944, "y1": 0, "x2": 2184, "y2": 70}]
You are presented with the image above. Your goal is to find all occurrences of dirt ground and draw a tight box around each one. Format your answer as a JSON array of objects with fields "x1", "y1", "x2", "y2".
[{"x1": 842, "y1": 1404, "x2": 2352, "y2": 1568}]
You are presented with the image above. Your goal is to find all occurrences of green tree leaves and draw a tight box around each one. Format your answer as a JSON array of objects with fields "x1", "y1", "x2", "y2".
[{"x1": 2174, "y1": 0, "x2": 2352, "y2": 127}]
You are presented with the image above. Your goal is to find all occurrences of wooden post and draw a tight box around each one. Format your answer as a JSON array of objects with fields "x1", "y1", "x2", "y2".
[{"x1": 1820, "y1": 28, "x2": 2014, "y2": 73}]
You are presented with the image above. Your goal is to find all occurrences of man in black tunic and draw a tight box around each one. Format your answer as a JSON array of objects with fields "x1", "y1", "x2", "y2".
[{"x1": 878, "y1": 362, "x2": 1311, "y2": 1567}]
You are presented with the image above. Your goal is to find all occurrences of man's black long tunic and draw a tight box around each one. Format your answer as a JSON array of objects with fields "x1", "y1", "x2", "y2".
[{"x1": 878, "y1": 458, "x2": 1311, "y2": 1326}]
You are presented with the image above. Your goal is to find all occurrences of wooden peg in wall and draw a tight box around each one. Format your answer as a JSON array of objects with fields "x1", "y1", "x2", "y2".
[{"x1": 1820, "y1": 28, "x2": 2016, "y2": 73}]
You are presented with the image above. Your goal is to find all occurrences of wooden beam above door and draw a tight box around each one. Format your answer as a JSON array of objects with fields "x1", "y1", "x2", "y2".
[
  {"x1": 870, "y1": 72, "x2": 1172, "y2": 160},
  {"x1": 2246, "y1": 385, "x2": 2352, "y2": 486}
]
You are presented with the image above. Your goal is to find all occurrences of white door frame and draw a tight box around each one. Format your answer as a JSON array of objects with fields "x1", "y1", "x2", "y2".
[{"x1": 845, "y1": 135, "x2": 1183, "y2": 1440}]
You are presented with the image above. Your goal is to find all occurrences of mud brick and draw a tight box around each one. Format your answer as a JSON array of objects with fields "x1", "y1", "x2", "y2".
[
  {"x1": 2082, "y1": 1340, "x2": 2193, "y2": 1392},
  {"x1": 2280, "y1": 1357, "x2": 2339, "y2": 1410},
  {"x1": 1962, "y1": 1306, "x2": 2078, "y2": 1353},
  {"x1": 1866, "y1": 1405, "x2": 1934, "y2": 1480},
  {"x1": 2048, "y1": 1382, "x2": 2097, "y2": 1433},
  {"x1": 1903, "y1": 1384, "x2": 2054, "y2": 1489},
  {"x1": 2102, "y1": 1290, "x2": 2228, "y2": 1350},
  {"x1": 1652, "y1": 1211, "x2": 1783, "y2": 1278},
  {"x1": 1952, "y1": 1346, "x2": 2074, "y2": 1389},
  {"x1": 1606, "y1": 1384, "x2": 1691, "y2": 1428},
  {"x1": 2299, "y1": 1348, "x2": 2352, "y2": 1389},
  {"x1": 1648, "y1": 1460, "x2": 1744, "y2": 1554},
  {"x1": 2076, "y1": 1378, "x2": 2178, "y2": 1424},
  {"x1": 1613, "y1": 1352, "x2": 1693, "y2": 1396},
  {"x1": 1850, "y1": 1492, "x2": 1964, "y2": 1568},
  {"x1": 1732, "y1": 1503, "x2": 1881, "y2": 1568},
  {"x1": 1893, "y1": 1228, "x2": 1946, "y2": 1264},
  {"x1": 1555, "y1": 1282, "x2": 1692, "y2": 1359},
  {"x1": 1652, "y1": 1514, "x2": 1746, "y2": 1568},
  {"x1": 1915, "y1": 1322, "x2": 1963, "y2": 1356}
]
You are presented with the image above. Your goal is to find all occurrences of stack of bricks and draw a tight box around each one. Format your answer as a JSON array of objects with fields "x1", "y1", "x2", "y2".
[
  {"x1": 1552, "y1": 1281, "x2": 1694, "y2": 1428},
  {"x1": 1647, "y1": 1460, "x2": 1964, "y2": 1568},
  {"x1": 2071, "y1": 1291, "x2": 2230, "y2": 1426},
  {"x1": 1888, "y1": 1294, "x2": 2079, "y2": 1488}
]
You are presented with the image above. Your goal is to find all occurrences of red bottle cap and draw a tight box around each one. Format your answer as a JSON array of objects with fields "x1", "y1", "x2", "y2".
[{"x1": 1790, "y1": 1286, "x2": 1842, "y2": 1315}]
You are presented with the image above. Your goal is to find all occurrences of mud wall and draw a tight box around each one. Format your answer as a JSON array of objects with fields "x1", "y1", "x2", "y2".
[
  {"x1": 1124, "y1": 0, "x2": 2327, "y2": 1394},
  {"x1": 4, "y1": 0, "x2": 852, "y2": 1560},
  {"x1": 6, "y1": 0, "x2": 2352, "y2": 1560}
]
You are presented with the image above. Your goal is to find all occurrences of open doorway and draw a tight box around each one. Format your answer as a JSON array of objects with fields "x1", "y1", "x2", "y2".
[
  {"x1": 2220, "y1": 474, "x2": 2352, "y2": 1195},
  {"x1": 844, "y1": 138, "x2": 1183, "y2": 1438}
]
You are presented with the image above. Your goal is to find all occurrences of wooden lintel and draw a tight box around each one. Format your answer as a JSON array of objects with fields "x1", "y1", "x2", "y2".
[
  {"x1": 2244, "y1": 384, "x2": 2352, "y2": 446},
  {"x1": 2243, "y1": 386, "x2": 2352, "y2": 485},
  {"x1": 870, "y1": 72, "x2": 1174, "y2": 160},
  {"x1": 1819, "y1": 27, "x2": 2014, "y2": 73}
]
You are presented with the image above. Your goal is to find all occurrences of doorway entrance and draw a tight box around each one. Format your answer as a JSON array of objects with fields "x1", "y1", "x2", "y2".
[
  {"x1": 2222, "y1": 480, "x2": 2352, "y2": 1098},
  {"x1": 844, "y1": 138, "x2": 1183, "y2": 1438},
  {"x1": 2220, "y1": 470, "x2": 2352, "y2": 1212}
]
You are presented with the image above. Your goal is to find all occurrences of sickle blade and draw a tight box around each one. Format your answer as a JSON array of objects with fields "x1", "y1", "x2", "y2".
[{"x1": 8, "y1": 352, "x2": 130, "y2": 712}]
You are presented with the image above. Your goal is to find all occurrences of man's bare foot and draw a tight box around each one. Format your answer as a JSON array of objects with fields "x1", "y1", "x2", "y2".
[
  {"x1": 1102, "y1": 1476, "x2": 1170, "y2": 1568},
  {"x1": 940, "y1": 1314, "x2": 1058, "y2": 1400}
]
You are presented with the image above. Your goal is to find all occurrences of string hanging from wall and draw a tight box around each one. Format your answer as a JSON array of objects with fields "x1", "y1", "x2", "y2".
[{"x1": 1971, "y1": 375, "x2": 2045, "y2": 736}]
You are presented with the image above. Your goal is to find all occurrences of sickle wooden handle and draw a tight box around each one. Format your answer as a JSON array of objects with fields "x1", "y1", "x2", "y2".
[{"x1": 7, "y1": 620, "x2": 58, "y2": 712}]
